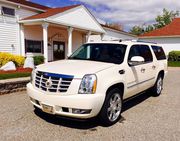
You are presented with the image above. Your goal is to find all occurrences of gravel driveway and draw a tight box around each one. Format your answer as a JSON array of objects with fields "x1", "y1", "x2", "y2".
[{"x1": 0, "y1": 68, "x2": 180, "y2": 141}]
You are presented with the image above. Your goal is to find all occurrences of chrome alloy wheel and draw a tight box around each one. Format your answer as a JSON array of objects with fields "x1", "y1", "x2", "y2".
[
  {"x1": 107, "y1": 93, "x2": 122, "y2": 122},
  {"x1": 157, "y1": 77, "x2": 163, "y2": 94}
]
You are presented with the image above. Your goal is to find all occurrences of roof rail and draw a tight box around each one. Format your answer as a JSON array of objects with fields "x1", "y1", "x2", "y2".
[
  {"x1": 135, "y1": 40, "x2": 157, "y2": 44},
  {"x1": 101, "y1": 39, "x2": 134, "y2": 42},
  {"x1": 101, "y1": 39, "x2": 157, "y2": 44}
]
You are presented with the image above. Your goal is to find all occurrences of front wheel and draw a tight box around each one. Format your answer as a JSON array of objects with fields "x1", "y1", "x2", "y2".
[
  {"x1": 99, "y1": 88, "x2": 123, "y2": 126},
  {"x1": 151, "y1": 75, "x2": 163, "y2": 96}
]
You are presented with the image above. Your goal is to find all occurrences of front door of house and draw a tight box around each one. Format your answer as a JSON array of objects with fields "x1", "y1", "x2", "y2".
[{"x1": 53, "y1": 41, "x2": 65, "y2": 60}]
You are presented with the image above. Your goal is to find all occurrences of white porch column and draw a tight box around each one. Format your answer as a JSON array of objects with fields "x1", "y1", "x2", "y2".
[
  {"x1": 42, "y1": 23, "x2": 49, "y2": 63},
  {"x1": 20, "y1": 24, "x2": 25, "y2": 56},
  {"x1": 67, "y1": 27, "x2": 73, "y2": 57},
  {"x1": 86, "y1": 31, "x2": 92, "y2": 43},
  {"x1": 101, "y1": 33, "x2": 105, "y2": 41}
]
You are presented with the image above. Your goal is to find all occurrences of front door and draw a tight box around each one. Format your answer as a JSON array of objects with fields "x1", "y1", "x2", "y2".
[{"x1": 53, "y1": 41, "x2": 65, "y2": 60}]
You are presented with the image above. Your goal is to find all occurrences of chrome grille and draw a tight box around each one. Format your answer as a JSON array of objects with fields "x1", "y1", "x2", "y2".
[{"x1": 35, "y1": 71, "x2": 73, "y2": 93}]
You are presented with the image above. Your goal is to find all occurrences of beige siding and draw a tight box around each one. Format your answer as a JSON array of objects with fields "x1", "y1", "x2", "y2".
[
  {"x1": 16, "y1": 8, "x2": 38, "y2": 19},
  {"x1": 0, "y1": 1, "x2": 40, "y2": 55},
  {"x1": 0, "y1": 15, "x2": 20, "y2": 54}
]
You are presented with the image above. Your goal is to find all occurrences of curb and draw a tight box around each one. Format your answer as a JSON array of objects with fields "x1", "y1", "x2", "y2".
[{"x1": 0, "y1": 77, "x2": 30, "y2": 95}]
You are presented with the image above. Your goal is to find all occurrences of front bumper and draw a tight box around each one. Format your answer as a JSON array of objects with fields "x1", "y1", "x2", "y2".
[{"x1": 27, "y1": 83, "x2": 105, "y2": 119}]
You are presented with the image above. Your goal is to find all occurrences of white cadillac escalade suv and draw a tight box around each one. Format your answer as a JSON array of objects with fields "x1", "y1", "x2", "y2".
[{"x1": 27, "y1": 40, "x2": 168, "y2": 126}]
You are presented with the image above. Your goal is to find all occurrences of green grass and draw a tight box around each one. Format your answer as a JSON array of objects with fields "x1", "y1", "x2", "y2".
[
  {"x1": 168, "y1": 61, "x2": 180, "y2": 67},
  {"x1": 0, "y1": 72, "x2": 31, "y2": 80}
]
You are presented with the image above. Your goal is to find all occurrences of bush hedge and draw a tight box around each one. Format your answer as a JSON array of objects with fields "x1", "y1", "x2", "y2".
[
  {"x1": 0, "y1": 52, "x2": 25, "y2": 67},
  {"x1": 33, "y1": 56, "x2": 44, "y2": 65},
  {"x1": 168, "y1": 51, "x2": 180, "y2": 61}
]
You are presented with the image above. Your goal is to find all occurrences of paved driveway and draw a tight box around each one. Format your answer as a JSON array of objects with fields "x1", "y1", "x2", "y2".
[{"x1": 0, "y1": 68, "x2": 180, "y2": 141}]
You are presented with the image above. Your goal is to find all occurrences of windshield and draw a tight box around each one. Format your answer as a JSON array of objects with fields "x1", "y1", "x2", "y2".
[{"x1": 69, "y1": 43, "x2": 127, "y2": 64}]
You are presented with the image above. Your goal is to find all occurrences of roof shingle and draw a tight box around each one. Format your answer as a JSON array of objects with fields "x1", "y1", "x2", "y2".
[
  {"x1": 139, "y1": 18, "x2": 180, "y2": 37},
  {"x1": 7, "y1": 0, "x2": 49, "y2": 10}
]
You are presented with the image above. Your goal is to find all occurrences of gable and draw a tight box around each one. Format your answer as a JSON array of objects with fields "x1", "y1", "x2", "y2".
[{"x1": 48, "y1": 6, "x2": 105, "y2": 33}]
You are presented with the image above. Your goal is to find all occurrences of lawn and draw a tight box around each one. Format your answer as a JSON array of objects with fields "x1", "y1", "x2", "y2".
[
  {"x1": 168, "y1": 61, "x2": 180, "y2": 67},
  {"x1": 0, "y1": 68, "x2": 32, "y2": 80}
]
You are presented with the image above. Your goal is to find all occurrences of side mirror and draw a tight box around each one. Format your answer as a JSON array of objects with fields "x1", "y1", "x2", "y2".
[{"x1": 129, "y1": 56, "x2": 145, "y2": 66}]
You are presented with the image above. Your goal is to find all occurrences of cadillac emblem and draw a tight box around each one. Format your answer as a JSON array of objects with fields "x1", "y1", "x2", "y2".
[{"x1": 45, "y1": 78, "x2": 52, "y2": 88}]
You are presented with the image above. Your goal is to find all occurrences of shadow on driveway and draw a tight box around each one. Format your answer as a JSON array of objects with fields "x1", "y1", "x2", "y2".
[{"x1": 34, "y1": 92, "x2": 152, "y2": 129}]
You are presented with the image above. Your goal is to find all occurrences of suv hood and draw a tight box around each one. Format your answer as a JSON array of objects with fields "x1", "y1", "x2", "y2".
[{"x1": 36, "y1": 60, "x2": 114, "y2": 78}]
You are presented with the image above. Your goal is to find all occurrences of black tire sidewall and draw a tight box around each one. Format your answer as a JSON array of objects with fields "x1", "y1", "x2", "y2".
[
  {"x1": 99, "y1": 88, "x2": 122, "y2": 126},
  {"x1": 152, "y1": 75, "x2": 163, "y2": 96}
]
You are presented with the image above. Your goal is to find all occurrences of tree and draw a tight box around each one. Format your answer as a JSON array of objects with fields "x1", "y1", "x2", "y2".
[
  {"x1": 129, "y1": 25, "x2": 144, "y2": 36},
  {"x1": 145, "y1": 25, "x2": 154, "y2": 33},
  {"x1": 105, "y1": 22, "x2": 123, "y2": 30},
  {"x1": 154, "y1": 8, "x2": 179, "y2": 29},
  {"x1": 130, "y1": 9, "x2": 179, "y2": 35}
]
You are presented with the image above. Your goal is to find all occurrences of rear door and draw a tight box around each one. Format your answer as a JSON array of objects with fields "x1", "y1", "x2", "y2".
[{"x1": 138, "y1": 45, "x2": 156, "y2": 90}]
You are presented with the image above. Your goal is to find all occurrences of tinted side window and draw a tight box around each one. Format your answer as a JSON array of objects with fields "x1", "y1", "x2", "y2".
[
  {"x1": 139, "y1": 45, "x2": 153, "y2": 62},
  {"x1": 151, "y1": 46, "x2": 166, "y2": 60},
  {"x1": 128, "y1": 45, "x2": 153, "y2": 63},
  {"x1": 128, "y1": 45, "x2": 141, "y2": 61}
]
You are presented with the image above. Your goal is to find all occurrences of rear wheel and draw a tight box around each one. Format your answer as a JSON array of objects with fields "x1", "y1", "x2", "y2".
[
  {"x1": 151, "y1": 75, "x2": 163, "y2": 96},
  {"x1": 99, "y1": 88, "x2": 122, "y2": 126}
]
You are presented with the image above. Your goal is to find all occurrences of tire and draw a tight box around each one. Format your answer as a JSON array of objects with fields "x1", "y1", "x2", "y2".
[
  {"x1": 151, "y1": 75, "x2": 163, "y2": 96},
  {"x1": 99, "y1": 88, "x2": 123, "y2": 126},
  {"x1": 34, "y1": 105, "x2": 41, "y2": 112}
]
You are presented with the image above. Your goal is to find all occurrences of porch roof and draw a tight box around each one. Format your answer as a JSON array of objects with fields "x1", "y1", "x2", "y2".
[
  {"x1": 23, "y1": 5, "x2": 80, "y2": 20},
  {"x1": 19, "y1": 5, "x2": 105, "y2": 34}
]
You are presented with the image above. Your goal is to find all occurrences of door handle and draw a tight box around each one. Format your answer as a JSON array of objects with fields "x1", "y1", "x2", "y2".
[
  {"x1": 141, "y1": 68, "x2": 146, "y2": 73},
  {"x1": 152, "y1": 65, "x2": 156, "y2": 69},
  {"x1": 119, "y1": 69, "x2": 125, "y2": 74}
]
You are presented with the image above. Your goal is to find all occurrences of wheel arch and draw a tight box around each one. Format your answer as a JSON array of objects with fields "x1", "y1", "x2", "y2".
[
  {"x1": 106, "y1": 83, "x2": 125, "y2": 98},
  {"x1": 158, "y1": 70, "x2": 165, "y2": 79}
]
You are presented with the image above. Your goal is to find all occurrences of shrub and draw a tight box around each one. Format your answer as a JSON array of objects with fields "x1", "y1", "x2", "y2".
[
  {"x1": 168, "y1": 51, "x2": 180, "y2": 61},
  {"x1": 33, "y1": 56, "x2": 44, "y2": 65},
  {"x1": 0, "y1": 52, "x2": 25, "y2": 67}
]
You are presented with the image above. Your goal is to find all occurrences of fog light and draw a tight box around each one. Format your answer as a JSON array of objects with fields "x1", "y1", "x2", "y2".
[
  {"x1": 72, "y1": 109, "x2": 91, "y2": 114},
  {"x1": 30, "y1": 97, "x2": 40, "y2": 105}
]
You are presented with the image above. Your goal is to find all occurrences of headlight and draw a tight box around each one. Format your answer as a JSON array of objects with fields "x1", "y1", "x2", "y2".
[
  {"x1": 30, "y1": 67, "x2": 36, "y2": 83},
  {"x1": 78, "y1": 74, "x2": 97, "y2": 94}
]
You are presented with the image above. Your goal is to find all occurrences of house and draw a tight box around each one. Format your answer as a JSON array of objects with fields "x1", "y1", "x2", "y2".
[
  {"x1": 0, "y1": 0, "x2": 136, "y2": 63},
  {"x1": 90, "y1": 24, "x2": 137, "y2": 42},
  {"x1": 139, "y1": 18, "x2": 180, "y2": 55}
]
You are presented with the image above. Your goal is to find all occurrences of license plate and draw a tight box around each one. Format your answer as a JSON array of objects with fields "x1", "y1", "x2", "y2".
[{"x1": 42, "y1": 104, "x2": 53, "y2": 114}]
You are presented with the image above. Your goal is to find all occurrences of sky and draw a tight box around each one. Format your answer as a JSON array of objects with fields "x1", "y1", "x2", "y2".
[{"x1": 31, "y1": 0, "x2": 180, "y2": 31}]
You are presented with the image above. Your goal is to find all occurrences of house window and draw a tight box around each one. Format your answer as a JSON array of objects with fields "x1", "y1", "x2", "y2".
[
  {"x1": 26, "y1": 40, "x2": 43, "y2": 53},
  {"x1": 1, "y1": 6, "x2": 15, "y2": 16}
]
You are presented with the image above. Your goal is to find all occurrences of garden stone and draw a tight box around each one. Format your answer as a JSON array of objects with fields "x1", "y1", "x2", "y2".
[
  {"x1": 24, "y1": 57, "x2": 34, "y2": 69},
  {"x1": 0, "y1": 61, "x2": 16, "y2": 71}
]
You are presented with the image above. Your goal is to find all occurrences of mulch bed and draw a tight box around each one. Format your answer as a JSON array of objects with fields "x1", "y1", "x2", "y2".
[{"x1": 0, "y1": 67, "x2": 32, "y2": 74}]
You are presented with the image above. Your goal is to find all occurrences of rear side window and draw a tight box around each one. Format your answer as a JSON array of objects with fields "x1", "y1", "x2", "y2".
[
  {"x1": 140, "y1": 45, "x2": 153, "y2": 62},
  {"x1": 128, "y1": 45, "x2": 153, "y2": 63},
  {"x1": 151, "y1": 46, "x2": 166, "y2": 60}
]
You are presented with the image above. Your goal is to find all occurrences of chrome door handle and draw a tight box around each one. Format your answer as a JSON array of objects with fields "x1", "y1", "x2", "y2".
[
  {"x1": 152, "y1": 65, "x2": 156, "y2": 69},
  {"x1": 141, "y1": 68, "x2": 146, "y2": 73}
]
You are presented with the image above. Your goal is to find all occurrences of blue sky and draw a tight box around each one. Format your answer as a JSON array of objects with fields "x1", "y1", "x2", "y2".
[
  {"x1": 31, "y1": 0, "x2": 81, "y2": 8},
  {"x1": 31, "y1": 0, "x2": 180, "y2": 31}
]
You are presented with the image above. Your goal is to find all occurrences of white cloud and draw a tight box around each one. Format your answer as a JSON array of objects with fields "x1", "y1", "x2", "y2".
[{"x1": 71, "y1": 0, "x2": 180, "y2": 31}]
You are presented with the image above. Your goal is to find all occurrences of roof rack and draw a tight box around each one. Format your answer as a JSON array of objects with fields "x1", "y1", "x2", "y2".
[
  {"x1": 135, "y1": 40, "x2": 157, "y2": 44},
  {"x1": 101, "y1": 39, "x2": 132, "y2": 42},
  {"x1": 101, "y1": 39, "x2": 157, "y2": 44}
]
